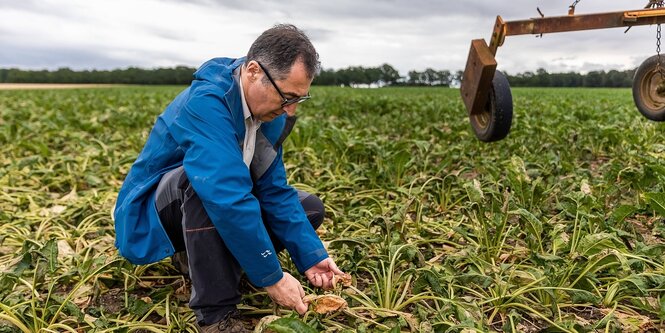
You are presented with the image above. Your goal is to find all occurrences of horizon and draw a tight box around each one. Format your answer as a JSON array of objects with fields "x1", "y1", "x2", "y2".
[{"x1": 0, "y1": 64, "x2": 644, "y2": 76}]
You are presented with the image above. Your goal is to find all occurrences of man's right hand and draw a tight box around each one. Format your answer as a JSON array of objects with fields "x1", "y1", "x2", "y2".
[{"x1": 264, "y1": 272, "x2": 308, "y2": 315}]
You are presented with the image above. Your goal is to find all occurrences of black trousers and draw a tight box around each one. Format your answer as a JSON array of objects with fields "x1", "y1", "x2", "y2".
[{"x1": 154, "y1": 166, "x2": 325, "y2": 326}]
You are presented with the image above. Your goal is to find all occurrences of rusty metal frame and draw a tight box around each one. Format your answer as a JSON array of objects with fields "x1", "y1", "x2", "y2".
[{"x1": 461, "y1": 7, "x2": 665, "y2": 116}]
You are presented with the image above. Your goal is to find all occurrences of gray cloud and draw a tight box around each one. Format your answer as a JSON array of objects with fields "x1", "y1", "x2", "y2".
[
  {"x1": 0, "y1": 0, "x2": 41, "y2": 11},
  {"x1": 302, "y1": 27, "x2": 334, "y2": 43},
  {"x1": 0, "y1": 0, "x2": 660, "y2": 74},
  {"x1": 0, "y1": 44, "x2": 134, "y2": 70},
  {"x1": 0, "y1": 0, "x2": 91, "y2": 24},
  {"x1": 0, "y1": 39, "x2": 197, "y2": 70},
  {"x1": 139, "y1": 25, "x2": 193, "y2": 43},
  {"x1": 194, "y1": 0, "x2": 532, "y2": 20},
  {"x1": 179, "y1": 0, "x2": 638, "y2": 22}
]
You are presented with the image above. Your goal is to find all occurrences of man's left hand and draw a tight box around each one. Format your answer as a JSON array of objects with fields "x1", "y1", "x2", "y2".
[{"x1": 304, "y1": 258, "x2": 345, "y2": 290}]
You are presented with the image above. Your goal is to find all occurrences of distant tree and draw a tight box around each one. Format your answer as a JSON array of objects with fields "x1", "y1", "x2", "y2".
[
  {"x1": 312, "y1": 68, "x2": 337, "y2": 85},
  {"x1": 437, "y1": 70, "x2": 452, "y2": 86},
  {"x1": 338, "y1": 66, "x2": 367, "y2": 85},
  {"x1": 365, "y1": 67, "x2": 382, "y2": 85},
  {"x1": 407, "y1": 70, "x2": 422, "y2": 85},
  {"x1": 535, "y1": 68, "x2": 550, "y2": 86},
  {"x1": 54, "y1": 68, "x2": 75, "y2": 83},
  {"x1": 453, "y1": 70, "x2": 464, "y2": 86},
  {"x1": 423, "y1": 68, "x2": 437, "y2": 85},
  {"x1": 584, "y1": 71, "x2": 604, "y2": 87},
  {"x1": 379, "y1": 64, "x2": 401, "y2": 85},
  {"x1": 606, "y1": 70, "x2": 629, "y2": 87}
]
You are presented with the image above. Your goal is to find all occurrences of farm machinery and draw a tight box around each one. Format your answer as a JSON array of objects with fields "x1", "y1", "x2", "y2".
[{"x1": 460, "y1": 0, "x2": 665, "y2": 141}]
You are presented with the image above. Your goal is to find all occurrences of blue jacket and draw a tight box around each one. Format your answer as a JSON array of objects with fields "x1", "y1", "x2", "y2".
[{"x1": 114, "y1": 57, "x2": 328, "y2": 287}]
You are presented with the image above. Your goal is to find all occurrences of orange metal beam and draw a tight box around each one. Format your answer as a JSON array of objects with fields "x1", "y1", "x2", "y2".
[
  {"x1": 505, "y1": 8, "x2": 665, "y2": 36},
  {"x1": 488, "y1": 8, "x2": 665, "y2": 54}
]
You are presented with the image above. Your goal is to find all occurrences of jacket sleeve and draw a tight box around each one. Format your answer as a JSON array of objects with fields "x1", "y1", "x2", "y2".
[
  {"x1": 169, "y1": 90, "x2": 283, "y2": 287},
  {"x1": 253, "y1": 145, "x2": 329, "y2": 274}
]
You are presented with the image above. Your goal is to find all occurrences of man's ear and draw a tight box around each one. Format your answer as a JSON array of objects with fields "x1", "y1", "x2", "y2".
[{"x1": 245, "y1": 61, "x2": 261, "y2": 81}]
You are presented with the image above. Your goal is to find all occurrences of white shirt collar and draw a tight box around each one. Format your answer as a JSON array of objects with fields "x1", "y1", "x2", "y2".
[{"x1": 237, "y1": 67, "x2": 252, "y2": 122}]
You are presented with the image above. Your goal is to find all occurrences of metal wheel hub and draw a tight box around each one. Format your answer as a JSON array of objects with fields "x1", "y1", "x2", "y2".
[{"x1": 640, "y1": 68, "x2": 665, "y2": 110}]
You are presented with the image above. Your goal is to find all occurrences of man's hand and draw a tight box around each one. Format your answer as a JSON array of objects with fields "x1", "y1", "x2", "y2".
[
  {"x1": 304, "y1": 258, "x2": 345, "y2": 290},
  {"x1": 264, "y1": 272, "x2": 308, "y2": 315}
]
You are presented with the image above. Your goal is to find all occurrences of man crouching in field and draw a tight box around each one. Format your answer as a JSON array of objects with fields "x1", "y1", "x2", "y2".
[{"x1": 113, "y1": 24, "x2": 345, "y2": 333}]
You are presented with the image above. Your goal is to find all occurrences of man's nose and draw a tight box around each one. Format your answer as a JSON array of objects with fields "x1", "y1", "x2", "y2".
[{"x1": 283, "y1": 103, "x2": 298, "y2": 117}]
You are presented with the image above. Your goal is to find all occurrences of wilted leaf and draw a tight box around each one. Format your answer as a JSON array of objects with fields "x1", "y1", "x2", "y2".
[
  {"x1": 464, "y1": 179, "x2": 484, "y2": 204},
  {"x1": 580, "y1": 179, "x2": 592, "y2": 195},
  {"x1": 332, "y1": 273, "x2": 352, "y2": 287},
  {"x1": 600, "y1": 308, "x2": 653, "y2": 332},
  {"x1": 57, "y1": 240, "x2": 75, "y2": 262},
  {"x1": 302, "y1": 294, "x2": 347, "y2": 314},
  {"x1": 254, "y1": 315, "x2": 281, "y2": 333}
]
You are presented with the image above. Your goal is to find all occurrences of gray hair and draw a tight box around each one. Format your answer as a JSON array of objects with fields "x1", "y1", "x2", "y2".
[{"x1": 247, "y1": 24, "x2": 320, "y2": 81}]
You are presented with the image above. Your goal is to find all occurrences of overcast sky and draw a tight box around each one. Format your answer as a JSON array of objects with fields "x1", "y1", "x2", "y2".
[{"x1": 1, "y1": 0, "x2": 662, "y2": 75}]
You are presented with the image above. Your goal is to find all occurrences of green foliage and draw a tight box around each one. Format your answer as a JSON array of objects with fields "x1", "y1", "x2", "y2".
[
  {"x1": 266, "y1": 317, "x2": 318, "y2": 333},
  {"x1": 1, "y1": 86, "x2": 665, "y2": 331}
]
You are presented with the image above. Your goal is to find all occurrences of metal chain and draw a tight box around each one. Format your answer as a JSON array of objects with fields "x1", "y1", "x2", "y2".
[
  {"x1": 646, "y1": 0, "x2": 665, "y2": 9},
  {"x1": 656, "y1": 1, "x2": 665, "y2": 77},
  {"x1": 568, "y1": 0, "x2": 582, "y2": 14}
]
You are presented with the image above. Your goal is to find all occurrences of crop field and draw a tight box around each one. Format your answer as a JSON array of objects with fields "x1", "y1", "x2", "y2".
[{"x1": 1, "y1": 85, "x2": 665, "y2": 332}]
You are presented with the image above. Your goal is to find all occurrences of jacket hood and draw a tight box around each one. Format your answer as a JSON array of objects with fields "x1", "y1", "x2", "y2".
[{"x1": 193, "y1": 57, "x2": 245, "y2": 88}]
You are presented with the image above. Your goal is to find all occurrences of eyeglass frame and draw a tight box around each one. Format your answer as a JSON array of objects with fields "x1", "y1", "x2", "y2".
[{"x1": 256, "y1": 61, "x2": 311, "y2": 107}]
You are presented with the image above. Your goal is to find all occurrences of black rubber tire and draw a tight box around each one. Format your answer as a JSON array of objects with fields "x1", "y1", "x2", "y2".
[
  {"x1": 633, "y1": 55, "x2": 665, "y2": 121},
  {"x1": 469, "y1": 71, "x2": 513, "y2": 142}
]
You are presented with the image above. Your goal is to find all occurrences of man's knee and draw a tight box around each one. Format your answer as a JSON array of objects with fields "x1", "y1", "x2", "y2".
[{"x1": 298, "y1": 191, "x2": 325, "y2": 230}]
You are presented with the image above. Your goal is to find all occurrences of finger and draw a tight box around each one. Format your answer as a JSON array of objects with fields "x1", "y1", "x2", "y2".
[
  {"x1": 307, "y1": 273, "x2": 318, "y2": 286},
  {"x1": 329, "y1": 260, "x2": 345, "y2": 275},
  {"x1": 320, "y1": 273, "x2": 332, "y2": 290},
  {"x1": 314, "y1": 274, "x2": 323, "y2": 287},
  {"x1": 298, "y1": 284, "x2": 305, "y2": 299},
  {"x1": 295, "y1": 300, "x2": 308, "y2": 315}
]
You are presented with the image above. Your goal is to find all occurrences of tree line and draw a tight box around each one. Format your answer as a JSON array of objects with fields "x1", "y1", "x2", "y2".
[
  {"x1": 0, "y1": 65, "x2": 637, "y2": 87},
  {"x1": 505, "y1": 68, "x2": 635, "y2": 87},
  {"x1": 0, "y1": 67, "x2": 196, "y2": 85},
  {"x1": 313, "y1": 64, "x2": 454, "y2": 86}
]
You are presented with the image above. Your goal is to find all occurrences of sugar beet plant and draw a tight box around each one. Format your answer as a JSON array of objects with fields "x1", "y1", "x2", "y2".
[{"x1": 1, "y1": 86, "x2": 665, "y2": 332}]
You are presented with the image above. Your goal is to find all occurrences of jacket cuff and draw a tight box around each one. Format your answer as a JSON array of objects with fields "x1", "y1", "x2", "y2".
[
  {"x1": 297, "y1": 249, "x2": 329, "y2": 274},
  {"x1": 252, "y1": 268, "x2": 284, "y2": 288}
]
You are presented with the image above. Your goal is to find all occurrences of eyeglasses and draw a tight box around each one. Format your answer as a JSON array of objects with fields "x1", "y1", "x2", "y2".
[{"x1": 256, "y1": 61, "x2": 311, "y2": 107}]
